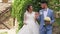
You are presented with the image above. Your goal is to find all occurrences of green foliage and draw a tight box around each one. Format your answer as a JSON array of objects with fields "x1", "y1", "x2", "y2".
[
  {"x1": 56, "y1": 18, "x2": 60, "y2": 25},
  {"x1": 0, "y1": 32, "x2": 8, "y2": 34},
  {"x1": 48, "y1": 0, "x2": 60, "y2": 11}
]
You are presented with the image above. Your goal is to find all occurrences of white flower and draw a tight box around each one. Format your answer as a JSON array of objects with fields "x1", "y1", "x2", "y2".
[{"x1": 44, "y1": 17, "x2": 51, "y2": 21}]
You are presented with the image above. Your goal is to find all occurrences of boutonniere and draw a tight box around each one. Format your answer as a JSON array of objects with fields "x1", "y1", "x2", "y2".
[{"x1": 39, "y1": 11, "x2": 43, "y2": 15}]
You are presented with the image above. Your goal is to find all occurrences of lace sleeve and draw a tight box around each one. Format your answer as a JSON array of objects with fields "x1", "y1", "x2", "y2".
[{"x1": 23, "y1": 13, "x2": 27, "y2": 23}]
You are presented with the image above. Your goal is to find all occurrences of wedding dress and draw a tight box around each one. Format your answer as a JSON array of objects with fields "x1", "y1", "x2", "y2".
[{"x1": 18, "y1": 11, "x2": 39, "y2": 34}]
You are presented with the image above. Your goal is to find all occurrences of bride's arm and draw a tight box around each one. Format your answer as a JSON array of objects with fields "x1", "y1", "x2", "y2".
[{"x1": 23, "y1": 13, "x2": 27, "y2": 25}]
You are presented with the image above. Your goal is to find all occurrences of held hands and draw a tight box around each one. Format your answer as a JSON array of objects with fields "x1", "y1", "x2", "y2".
[
  {"x1": 23, "y1": 21, "x2": 27, "y2": 25},
  {"x1": 24, "y1": 23, "x2": 27, "y2": 25},
  {"x1": 35, "y1": 12, "x2": 39, "y2": 19}
]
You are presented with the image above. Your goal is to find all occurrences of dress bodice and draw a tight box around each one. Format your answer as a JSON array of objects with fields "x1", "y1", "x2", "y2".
[{"x1": 24, "y1": 11, "x2": 35, "y2": 23}]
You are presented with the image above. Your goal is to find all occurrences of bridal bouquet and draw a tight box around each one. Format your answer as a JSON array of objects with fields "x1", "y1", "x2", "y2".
[
  {"x1": 44, "y1": 17, "x2": 51, "y2": 25},
  {"x1": 44, "y1": 17, "x2": 51, "y2": 22}
]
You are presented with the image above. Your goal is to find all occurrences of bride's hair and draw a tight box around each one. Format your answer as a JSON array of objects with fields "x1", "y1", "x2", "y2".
[{"x1": 27, "y1": 4, "x2": 32, "y2": 11}]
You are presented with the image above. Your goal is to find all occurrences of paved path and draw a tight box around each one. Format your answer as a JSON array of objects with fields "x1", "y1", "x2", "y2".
[
  {"x1": 0, "y1": 27, "x2": 17, "y2": 34},
  {"x1": 0, "y1": 3, "x2": 11, "y2": 13}
]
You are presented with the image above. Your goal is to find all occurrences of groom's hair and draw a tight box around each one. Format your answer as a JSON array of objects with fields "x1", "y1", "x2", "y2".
[{"x1": 41, "y1": 1, "x2": 48, "y2": 5}]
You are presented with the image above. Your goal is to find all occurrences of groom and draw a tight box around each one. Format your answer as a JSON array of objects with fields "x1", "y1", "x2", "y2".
[{"x1": 38, "y1": 1, "x2": 55, "y2": 34}]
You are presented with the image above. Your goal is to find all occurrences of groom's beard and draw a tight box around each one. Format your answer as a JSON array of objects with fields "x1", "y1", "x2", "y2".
[
  {"x1": 41, "y1": 6, "x2": 46, "y2": 9},
  {"x1": 41, "y1": 7, "x2": 45, "y2": 9}
]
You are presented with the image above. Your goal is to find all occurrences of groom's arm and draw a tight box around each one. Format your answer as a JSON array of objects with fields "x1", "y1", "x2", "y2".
[
  {"x1": 37, "y1": 15, "x2": 41, "y2": 21},
  {"x1": 50, "y1": 10, "x2": 55, "y2": 24},
  {"x1": 37, "y1": 10, "x2": 41, "y2": 21}
]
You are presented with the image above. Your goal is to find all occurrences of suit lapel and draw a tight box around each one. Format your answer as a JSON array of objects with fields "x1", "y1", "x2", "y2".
[
  {"x1": 40, "y1": 10, "x2": 44, "y2": 20},
  {"x1": 42, "y1": 10, "x2": 44, "y2": 18}
]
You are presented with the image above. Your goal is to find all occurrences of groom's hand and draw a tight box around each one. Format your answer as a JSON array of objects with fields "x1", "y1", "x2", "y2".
[{"x1": 35, "y1": 12, "x2": 39, "y2": 19}]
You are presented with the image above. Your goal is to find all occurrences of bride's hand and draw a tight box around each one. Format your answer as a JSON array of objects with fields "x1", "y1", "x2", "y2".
[
  {"x1": 35, "y1": 12, "x2": 39, "y2": 19},
  {"x1": 24, "y1": 23, "x2": 27, "y2": 25}
]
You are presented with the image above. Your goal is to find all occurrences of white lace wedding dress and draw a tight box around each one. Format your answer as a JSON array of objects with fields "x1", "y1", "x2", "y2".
[{"x1": 18, "y1": 11, "x2": 39, "y2": 34}]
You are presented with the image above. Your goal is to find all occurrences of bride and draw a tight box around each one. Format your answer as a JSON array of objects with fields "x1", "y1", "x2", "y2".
[{"x1": 18, "y1": 5, "x2": 39, "y2": 34}]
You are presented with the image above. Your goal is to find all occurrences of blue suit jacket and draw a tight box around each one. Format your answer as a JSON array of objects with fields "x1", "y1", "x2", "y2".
[{"x1": 38, "y1": 8, "x2": 55, "y2": 30}]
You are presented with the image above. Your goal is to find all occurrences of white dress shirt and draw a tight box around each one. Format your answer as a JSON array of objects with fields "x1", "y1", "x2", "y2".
[{"x1": 43, "y1": 8, "x2": 48, "y2": 18}]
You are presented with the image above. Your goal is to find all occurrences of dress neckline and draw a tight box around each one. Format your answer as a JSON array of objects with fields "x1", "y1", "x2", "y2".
[{"x1": 26, "y1": 11, "x2": 33, "y2": 14}]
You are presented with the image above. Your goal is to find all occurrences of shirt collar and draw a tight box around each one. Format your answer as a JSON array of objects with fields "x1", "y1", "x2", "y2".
[{"x1": 43, "y1": 8, "x2": 48, "y2": 11}]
